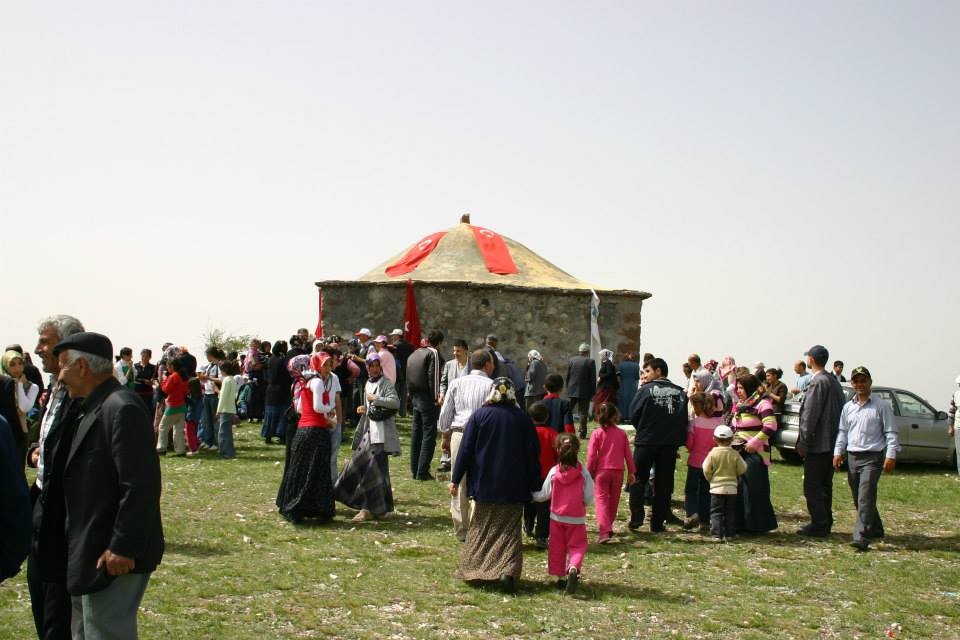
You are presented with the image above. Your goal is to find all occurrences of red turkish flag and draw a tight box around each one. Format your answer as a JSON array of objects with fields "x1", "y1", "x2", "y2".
[
  {"x1": 314, "y1": 288, "x2": 324, "y2": 340},
  {"x1": 403, "y1": 279, "x2": 421, "y2": 348},
  {"x1": 468, "y1": 225, "x2": 517, "y2": 275},
  {"x1": 385, "y1": 231, "x2": 447, "y2": 277}
]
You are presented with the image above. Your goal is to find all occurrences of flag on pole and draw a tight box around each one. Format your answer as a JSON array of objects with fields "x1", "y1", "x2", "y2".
[
  {"x1": 589, "y1": 289, "x2": 601, "y2": 365},
  {"x1": 314, "y1": 288, "x2": 324, "y2": 340},
  {"x1": 403, "y1": 279, "x2": 422, "y2": 348}
]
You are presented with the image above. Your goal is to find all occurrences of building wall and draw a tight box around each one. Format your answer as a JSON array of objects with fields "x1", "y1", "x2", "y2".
[{"x1": 318, "y1": 281, "x2": 647, "y2": 379}]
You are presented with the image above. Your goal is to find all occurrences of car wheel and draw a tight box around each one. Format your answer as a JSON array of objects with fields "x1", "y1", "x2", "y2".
[{"x1": 776, "y1": 447, "x2": 802, "y2": 464}]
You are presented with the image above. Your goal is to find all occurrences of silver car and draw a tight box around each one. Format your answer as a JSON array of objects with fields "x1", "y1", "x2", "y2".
[{"x1": 771, "y1": 385, "x2": 955, "y2": 466}]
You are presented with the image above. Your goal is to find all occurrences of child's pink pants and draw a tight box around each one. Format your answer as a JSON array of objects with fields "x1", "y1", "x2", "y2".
[
  {"x1": 185, "y1": 420, "x2": 200, "y2": 453},
  {"x1": 548, "y1": 520, "x2": 587, "y2": 577},
  {"x1": 593, "y1": 468, "x2": 623, "y2": 538}
]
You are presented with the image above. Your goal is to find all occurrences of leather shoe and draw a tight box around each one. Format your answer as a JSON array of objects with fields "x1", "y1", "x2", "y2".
[
  {"x1": 797, "y1": 526, "x2": 830, "y2": 538},
  {"x1": 498, "y1": 575, "x2": 516, "y2": 594},
  {"x1": 849, "y1": 539, "x2": 870, "y2": 552}
]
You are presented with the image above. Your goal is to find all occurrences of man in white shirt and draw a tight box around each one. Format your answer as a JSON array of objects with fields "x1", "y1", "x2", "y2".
[
  {"x1": 438, "y1": 350, "x2": 495, "y2": 541},
  {"x1": 437, "y1": 339, "x2": 470, "y2": 473}
]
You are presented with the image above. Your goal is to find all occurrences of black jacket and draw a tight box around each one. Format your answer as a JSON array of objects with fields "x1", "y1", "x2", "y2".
[
  {"x1": 406, "y1": 347, "x2": 444, "y2": 398},
  {"x1": 565, "y1": 355, "x2": 596, "y2": 399},
  {"x1": 60, "y1": 378, "x2": 164, "y2": 595},
  {"x1": 798, "y1": 371, "x2": 846, "y2": 454},
  {"x1": 630, "y1": 378, "x2": 688, "y2": 447},
  {"x1": 0, "y1": 415, "x2": 30, "y2": 582}
]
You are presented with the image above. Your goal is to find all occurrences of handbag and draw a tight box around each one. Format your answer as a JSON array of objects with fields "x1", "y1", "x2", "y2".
[{"x1": 366, "y1": 403, "x2": 396, "y2": 422}]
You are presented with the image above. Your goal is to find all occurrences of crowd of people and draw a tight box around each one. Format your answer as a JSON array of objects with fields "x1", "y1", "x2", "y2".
[{"x1": 0, "y1": 312, "x2": 933, "y2": 636}]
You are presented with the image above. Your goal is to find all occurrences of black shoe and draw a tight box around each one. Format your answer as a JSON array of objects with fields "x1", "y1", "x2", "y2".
[
  {"x1": 797, "y1": 525, "x2": 830, "y2": 538},
  {"x1": 556, "y1": 579, "x2": 567, "y2": 590},
  {"x1": 265, "y1": 437, "x2": 274, "y2": 445},
  {"x1": 535, "y1": 537, "x2": 548, "y2": 549},
  {"x1": 565, "y1": 567, "x2": 579, "y2": 595},
  {"x1": 437, "y1": 461, "x2": 451, "y2": 473},
  {"x1": 849, "y1": 539, "x2": 870, "y2": 552},
  {"x1": 416, "y1": 473, "x2": 435, "y2": 481},
  {"x1": 650, "y1": 526, "x2": 667, "y2": 534},
  {"x1": 627, "y1": 521, "x2": 643, "y2": 533},
  {"x1": 499, "y1": 575, "x2": 516, "y2": 594}
]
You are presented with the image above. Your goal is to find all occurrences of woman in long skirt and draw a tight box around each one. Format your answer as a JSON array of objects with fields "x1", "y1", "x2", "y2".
[
  {"x1": 335, "y1": 353, "x2": 401, "y2": 522},
  {"x1": 277, "y1": 352, "x2": 340, "y2": 523},
  {"x1": 449, "y1": 377, "x2": 541, "y2": 593}
]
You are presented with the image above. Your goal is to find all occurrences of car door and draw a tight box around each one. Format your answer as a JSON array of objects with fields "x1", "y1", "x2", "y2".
[{"x1": 892, "y1": 390, "x2": 946, "y2": 462}]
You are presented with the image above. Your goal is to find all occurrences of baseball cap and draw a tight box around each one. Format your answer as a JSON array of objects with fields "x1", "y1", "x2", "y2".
[
  {"x1": 374, "y1": 335, "x2": 388, "y2": 343},
  {"x1": 578, "y1": 342, "x2": 590, "y2": 353},
  {"x1": 390, "y1": 329, "x2": 403, "y2": 336},
  {"x1": 713, "y1": 425, "x2": 734, "y2": 439},
  {"x1": 850, "y1": 366, "x2": 871, "y2": 380},
  {"x1": 355, "y1": 328, "x2": 372, "y2": 337},
  {"x1": 53, "y1": 331, "x2": 114, "y2": 361},
  {"x1": 804, "y1": 345, "x2": 829, "y2": 363}
]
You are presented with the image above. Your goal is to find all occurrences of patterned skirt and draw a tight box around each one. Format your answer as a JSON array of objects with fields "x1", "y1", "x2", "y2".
[
  {"x1": 334, "y1": 432, "x2": 394, "y2": 516},
  {"x1": 276, "y1": 426, "x2": 335, "y2": 521},
  {"x1": 458, "y1": 502, "x2": 524, "y2": 582}
]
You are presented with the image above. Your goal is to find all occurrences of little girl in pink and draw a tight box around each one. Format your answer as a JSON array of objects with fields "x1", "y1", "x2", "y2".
[
  {"x1": 532, "y1": 433, "x2": 594, "y2": 595},
  {"x1": 586, "y1": 403, "x2": 636, "y2": 543}
]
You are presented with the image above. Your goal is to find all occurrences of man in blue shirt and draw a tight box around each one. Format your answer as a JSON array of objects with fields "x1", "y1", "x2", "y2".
[{"x1": 832, "y1": 366, "x2": 899, "y2": 551}]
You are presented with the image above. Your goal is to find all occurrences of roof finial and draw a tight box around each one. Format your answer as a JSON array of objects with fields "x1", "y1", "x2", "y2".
[{"x1": 460, "y1": 213, "x2": 471, "y2": 224}]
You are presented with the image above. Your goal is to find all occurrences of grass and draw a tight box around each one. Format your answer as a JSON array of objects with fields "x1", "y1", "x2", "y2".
[{"x1": 2, "y1": 417, "x2": 959, "y2": 639}]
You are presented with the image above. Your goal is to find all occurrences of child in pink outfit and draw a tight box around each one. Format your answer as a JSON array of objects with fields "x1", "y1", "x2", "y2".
[
  {"x1": 684, "y1": 392, "x2": 724, "y2": 532},
  {"x1": 586, "y1": 403, "x2": 636, "y2": 543},
  {"x1": 532, "y1": 433, "x2": 594, "y2": 595}
]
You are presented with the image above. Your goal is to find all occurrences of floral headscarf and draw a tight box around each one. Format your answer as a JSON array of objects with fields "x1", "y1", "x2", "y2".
[
  {"x1": 527, "y1": 350, "x2": 542, "y2": 363},
  {"x1": 485, "y1": 376, "x2": 517, "y2": 405}
]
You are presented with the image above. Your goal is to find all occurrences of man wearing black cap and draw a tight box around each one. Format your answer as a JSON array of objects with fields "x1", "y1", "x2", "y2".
[
  {"x1": 796, "y1": 344, "x2": 846, "y2": 537},
  {"x1": 52, "y1": 332, "x2": 164, "y2": 638},
  {"x1": 833, "y1": 366, "x2": 899, "y2": 551}
]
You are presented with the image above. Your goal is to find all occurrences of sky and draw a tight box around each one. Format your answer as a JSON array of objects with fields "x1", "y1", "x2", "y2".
[{"x1": 2, "y1": 2, "x2": 958, "y2": 408}]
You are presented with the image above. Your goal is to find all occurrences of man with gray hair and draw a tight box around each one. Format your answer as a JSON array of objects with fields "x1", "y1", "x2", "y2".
[
  {"x1": 28, "y1": 314, "x2": 85, "y2": 640},
  {"x1": 52, "y1": 332, "x2": 163, "y2": 639},
  {"x1": 566, "y1": 342, "x2": 597, "y2": 439}
]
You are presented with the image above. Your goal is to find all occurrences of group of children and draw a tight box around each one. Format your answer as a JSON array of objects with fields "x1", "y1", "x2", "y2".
[{"x1": 527, "y1": 399, "x2": 747, "y2": 595}]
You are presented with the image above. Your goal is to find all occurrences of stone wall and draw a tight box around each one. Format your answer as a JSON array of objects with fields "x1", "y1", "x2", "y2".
[{"x1": 317, "y1": 280, "x2": 649, "y2": 379}]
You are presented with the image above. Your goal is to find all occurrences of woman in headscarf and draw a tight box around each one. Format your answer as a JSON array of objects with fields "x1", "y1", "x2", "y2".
[
  {"x1": 449, "y1": 377, "x2": 539, "y2": 593},
  {"x1": 592, "y1": 349, "x2": 619, "y2": 423},
  {"x1": 1, "y1": 350, "x2": 39, "y2": 464},
  {"x1": 730, "y1": 372, "x2": 779, "y2": 533},
  {"x1": 276, "y1": 351, "x2": 340, "y2": 523},
  {"x1": 523, "y1": 349, "x2": 547, "y2": 411},
  {"x1": 334, "y1": 353, "x2": 401, "y2": 523}
]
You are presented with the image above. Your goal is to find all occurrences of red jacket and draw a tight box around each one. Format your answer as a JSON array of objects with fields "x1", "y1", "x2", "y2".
[{"x1": 161, "y1": 372, "x2": 188, "y2": 409}]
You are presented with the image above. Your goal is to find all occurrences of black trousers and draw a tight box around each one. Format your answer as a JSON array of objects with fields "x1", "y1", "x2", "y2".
[
  {"x1": 523, "y1": 499, "x2": 550, "y2": 540},
  {"x1": 803, "y1": 452, "x2": 835, "y2": 533},
  {"x1": 628, "y1": 445, "x2": 678, "y2": 530},
  {"x1": 27, "y1": 553, "x2": 71, "y2": 640},
  {"x1": 571, "y1": 397, "x2": 590, "y2": 437},
  {"x1": 710, "y1": 493, "x2": 737, "y2": 539}
]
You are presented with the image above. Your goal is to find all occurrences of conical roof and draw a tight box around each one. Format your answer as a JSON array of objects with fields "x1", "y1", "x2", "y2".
[{"x1": 358, "y1": 219, "x2": 604, "y2": 291}]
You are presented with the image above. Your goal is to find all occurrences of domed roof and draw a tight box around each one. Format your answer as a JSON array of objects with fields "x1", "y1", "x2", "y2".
[{"x1": 357, "y1": 218, "x2": 602, "y2": 291}]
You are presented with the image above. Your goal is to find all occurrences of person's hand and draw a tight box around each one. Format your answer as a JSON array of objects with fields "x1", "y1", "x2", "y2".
[
  {"x1": 626, "y1": 472, "x2": 636, "y2": 486},
  {"x1": 744, "y1": 441, "x2": 757, "y2": 454},
  {"x1": 832, "y1": 454, "x2": 844, "y2": 470},
  {"x1": 949, "y1": 425, "x2": 955, "y2": 437},
  {"x1": 883, "y1": 458, "x2": 896, "y2": 473},
  {"x1": 448, "y1": 482, "x2": 458, "y2": 497},
  {"x1": 366, "y1": 393, "x2": 377, "y2": 402},
  {"x1": 96, "y1": 550, "x2": 135, "y2": 576},
  {"x1": 357, "y1": 406, "x2": 366, "y2": 415},
  {"x1": 29, "y1": 448, "x2": 40, "y2": 467},
  {"x1": 796, "y1": 445, "x2": 806, "y2": 459}
]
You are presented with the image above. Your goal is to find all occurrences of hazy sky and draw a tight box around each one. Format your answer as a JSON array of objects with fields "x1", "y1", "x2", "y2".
[{"x1": 3, "y1": 2, "x2": 958, "y2": 407}]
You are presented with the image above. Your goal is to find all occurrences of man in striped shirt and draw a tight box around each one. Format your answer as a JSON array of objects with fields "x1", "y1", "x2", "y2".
[{"x1": 439, "y1": 350, "x2": 495, "y2": 541}]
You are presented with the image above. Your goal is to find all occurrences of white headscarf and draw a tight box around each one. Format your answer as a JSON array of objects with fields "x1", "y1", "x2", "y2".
[
  {"x1": 600, "y1": 349, "x2": 614, "y2": 362},
  {"x1": 527, "y1": 349, "x2": 542, "y2": 363}
]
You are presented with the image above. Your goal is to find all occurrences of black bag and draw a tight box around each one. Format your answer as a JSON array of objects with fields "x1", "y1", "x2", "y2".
[{"x1": 366, "y1": 404, "x2": 396, "y2": 422}]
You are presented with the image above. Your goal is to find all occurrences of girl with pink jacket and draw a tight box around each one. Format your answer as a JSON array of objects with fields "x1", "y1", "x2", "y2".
[
  {"x1": 532, "y1": 433, "x2": 594, "y2": 595},
  {"x1": 586, "y1": 403, "x2": 636, "y2": 543}
]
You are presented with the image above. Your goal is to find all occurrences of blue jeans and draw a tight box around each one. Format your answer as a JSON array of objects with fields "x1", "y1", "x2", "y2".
[
  {"x1": 218, "y1": 413, "x2": 236, "y2": 458},
  {"x1": 262, "y1": 404, "x2": 285, "y2": 440},
  {"x1": 683, "y1": 465, "x2": 711, "y2": 521},
  {"x1": 199, "y1": 394, "x2": 219, "y2": 446},
  {"x1": 410, "y1": 393, "x2": 439, "y2": 478},
  {"x1": 330, "y1": 423, "x2": 342, "y2": 482}
]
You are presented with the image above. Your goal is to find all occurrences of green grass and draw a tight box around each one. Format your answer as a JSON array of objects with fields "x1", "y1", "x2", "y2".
[{"x1": 2, "y1": 418, "x2": 959, "y2": 639}]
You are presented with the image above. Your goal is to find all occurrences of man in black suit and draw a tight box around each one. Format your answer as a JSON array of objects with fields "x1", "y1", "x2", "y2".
[
  {"x1": 565, "y1": 343, "x2": 597, "y2": 438},
  {"x1": 53, "y1": 332, "x2": 164, "y2": 639}
]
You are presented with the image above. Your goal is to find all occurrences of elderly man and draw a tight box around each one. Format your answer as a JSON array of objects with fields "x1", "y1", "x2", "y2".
[
  {"x1": 796, "y1": 344, "x2": 846, "y2": 537},
  {"x1": 566, "y1": 343, "x2": 597, "y2": 438},
  {"x1": 440, "y1": 350, "x2": 495, "y2": 541},
  {"x1": 484, "y1": 334, "x2": 506, "y2": 379},
  {"x1": 28, "y1": 314, "x2": 85, "y2": 640},
  {"x1": 53, "y1": 332, "x2": 164, "y2": 638},
  {"x1": 791, "y1": 360, "x2": 812, "y2": 396},
  {"x1": 833, "y1": 366, "x2": 899, "y2": 551}
]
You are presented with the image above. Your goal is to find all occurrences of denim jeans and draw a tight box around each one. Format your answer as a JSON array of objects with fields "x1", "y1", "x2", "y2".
[
  {"x1": 199, "y1": 394, "x2": 219, "y2": 446},
  {"x1": 684, "y1": 465, "x2": 711, "y2": 521},
  {"x1": 410, "y1": 392, "x2": 439, "y2": 478},
  {"x1": 218, "y1": 413, "x2": 236, "y2": 458}
]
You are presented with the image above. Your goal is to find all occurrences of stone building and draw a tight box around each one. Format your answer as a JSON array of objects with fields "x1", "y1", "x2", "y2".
[{"x1": 315, "y1": 216, "x2": 651, "y2": 376}]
